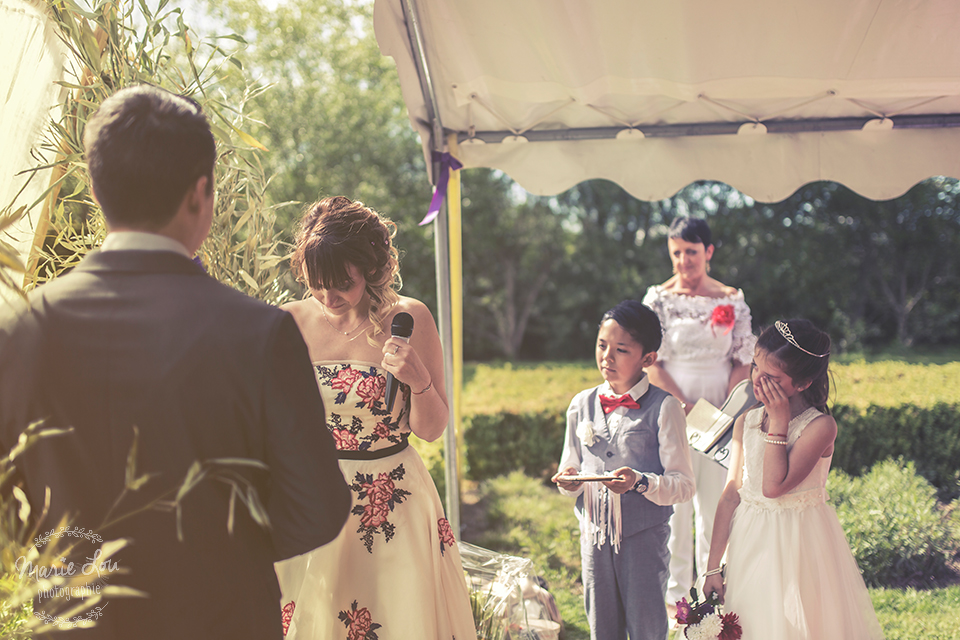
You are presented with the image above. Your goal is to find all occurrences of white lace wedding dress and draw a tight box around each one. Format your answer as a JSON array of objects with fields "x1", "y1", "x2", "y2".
[{"x1": 723, "y1": 407, "x2": 884, "y2": 639}]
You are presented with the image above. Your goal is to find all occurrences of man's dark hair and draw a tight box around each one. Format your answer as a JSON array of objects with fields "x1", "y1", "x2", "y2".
[{"x1": 83, "y1": 85, "x2": 216, "y2": 229}]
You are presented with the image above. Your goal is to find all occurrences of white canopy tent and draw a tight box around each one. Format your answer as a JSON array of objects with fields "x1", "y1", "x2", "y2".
[{"x1": 372, "y1": 0, "x2": 960, "y2": 530}]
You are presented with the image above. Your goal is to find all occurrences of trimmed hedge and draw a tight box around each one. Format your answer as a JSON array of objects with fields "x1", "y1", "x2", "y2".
[
  {"x1": 463, "y1": 403, "x2": 960, "y2": 502},
  {"x1": 463, "y1": 411, "x2": 565, "y2": 481},
  {"x1": 833, "y1": 403, "x2": 960, "y2": 502}
]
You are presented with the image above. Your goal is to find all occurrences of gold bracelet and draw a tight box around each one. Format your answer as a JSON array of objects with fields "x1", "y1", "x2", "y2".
[{"x1": 412, "y1": 380, "x2": 433, "y2": 395}]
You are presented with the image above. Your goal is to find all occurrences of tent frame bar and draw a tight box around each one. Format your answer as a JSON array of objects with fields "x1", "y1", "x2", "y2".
[
  {"x1": 400, "y1": 0, "x2": 462, "y2": 539},
  {"x1": 457, "y1": 113, "x2": 960, "y2": 144}
]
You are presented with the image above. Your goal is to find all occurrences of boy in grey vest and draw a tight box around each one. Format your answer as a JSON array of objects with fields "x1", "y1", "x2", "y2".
[{"x1": 553, "y1": 300, "x2": 695, "y2": 640}]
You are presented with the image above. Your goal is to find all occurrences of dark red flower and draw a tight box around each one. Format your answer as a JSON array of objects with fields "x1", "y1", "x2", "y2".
[
  {"x1": 281, "y1": 601, "x2": 295, "y2": 636},
  {"x1": 719, "y1": 612, "x2": 742, "y2": 640},
  {"x1": 675, "y1": 597, "x2": 693, "y2": 624},
  {"x1": 709, "y1": 304, "x2": 736, "y2": 335}
]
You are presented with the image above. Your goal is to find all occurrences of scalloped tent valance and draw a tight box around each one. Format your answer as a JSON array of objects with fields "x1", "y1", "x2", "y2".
[{"x1": 373, "y1": 0, "x2": 960, "y2": 202}]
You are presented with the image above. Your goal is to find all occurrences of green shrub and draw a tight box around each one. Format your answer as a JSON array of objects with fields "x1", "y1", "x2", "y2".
[
  {"x1": 464, "y1": 412, "x2": 565, "y2": 481},
  {"x1": 830, "y1": 459, "x2": 958, "y2": 588},
  {"x1": 833, "y1": 403, "x2": 960, "y2": 502}
]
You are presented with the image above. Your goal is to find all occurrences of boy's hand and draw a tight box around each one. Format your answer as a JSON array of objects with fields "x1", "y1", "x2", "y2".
[
  {"x1": 552, "y1": 467, "x2": 584, "y2": 491},
  {"x1": 602, "y1": 466, "x2": 638, "y2": 494}
]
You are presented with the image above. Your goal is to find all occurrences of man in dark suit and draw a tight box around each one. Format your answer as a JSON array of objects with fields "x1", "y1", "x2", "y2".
[{"x1": 0, "y1": 85, "x2": 350, "y2": 638}]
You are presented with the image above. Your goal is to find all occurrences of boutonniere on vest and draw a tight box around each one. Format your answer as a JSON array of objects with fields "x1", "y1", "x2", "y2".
[
  {"x1": 709, "y1": 304, "x2": 736, "y2": 336},
  {"x1": 576, "y1": 421, "x2": 599, "y2": 446},
  {"x1": 599, "y1": 393, "x2": 641, "y2": 414}
]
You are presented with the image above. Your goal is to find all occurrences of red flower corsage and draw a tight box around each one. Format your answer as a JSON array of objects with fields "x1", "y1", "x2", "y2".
[{"x1": 709, "y1": 304, "x2": 736, "y2": 336}]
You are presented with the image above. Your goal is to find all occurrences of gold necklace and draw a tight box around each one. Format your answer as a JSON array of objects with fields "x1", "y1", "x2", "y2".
[{"x1": 321, "y1": 304, "x2": 368, "y2": 337}]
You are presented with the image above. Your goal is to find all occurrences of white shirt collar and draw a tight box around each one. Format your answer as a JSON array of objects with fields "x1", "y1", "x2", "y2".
[
  {"x1": 100, "y1": 231, "x2": 190, "y2": 258},
  {"x1": 600, "y1": 374, "x2": 650, "y2": 400}
]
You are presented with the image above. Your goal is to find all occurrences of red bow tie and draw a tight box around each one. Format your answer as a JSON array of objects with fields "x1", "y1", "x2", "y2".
[{"x1": 599, "y1": 394, "x2": 641, "y2": 414}]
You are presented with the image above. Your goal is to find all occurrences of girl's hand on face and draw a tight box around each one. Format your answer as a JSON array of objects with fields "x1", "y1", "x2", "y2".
[
  {"x1": 602, "y1": 466, "x2": 637, "y2": 494},
  {"x1": 552, "y1": 467, "x2": 584, "y2": 491},
  {"x1": 756, "y1": 375, "x2": 790, "y2": 432}
]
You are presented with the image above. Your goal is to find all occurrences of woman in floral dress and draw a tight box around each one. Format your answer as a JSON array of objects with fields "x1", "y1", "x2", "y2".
[
  {"x1": 641, "y1": 216, "x2": 756, "y2": 609},
  {"x1": 274, "y1": 196, "x2": 476, "y2": 640}
]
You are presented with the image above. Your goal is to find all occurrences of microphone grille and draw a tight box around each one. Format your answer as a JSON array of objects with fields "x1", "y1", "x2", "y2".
[{"x1": 391, "y1": 312, "x2": 414, "y2": 338}]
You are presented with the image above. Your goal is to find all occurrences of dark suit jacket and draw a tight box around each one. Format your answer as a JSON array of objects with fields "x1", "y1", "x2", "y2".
[{"x1": 0, "y1": 250, "x2": 350, "y2": 639}]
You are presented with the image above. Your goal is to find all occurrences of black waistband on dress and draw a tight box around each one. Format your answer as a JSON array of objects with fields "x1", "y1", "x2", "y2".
[{"x1": 337, "y1": 433, "x2": 410, "y2": 460}]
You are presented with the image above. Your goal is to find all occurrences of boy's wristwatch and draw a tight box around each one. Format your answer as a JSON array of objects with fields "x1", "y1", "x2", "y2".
[{"x1": 633, "y1": 474, "x2": 649, "y2": 495}]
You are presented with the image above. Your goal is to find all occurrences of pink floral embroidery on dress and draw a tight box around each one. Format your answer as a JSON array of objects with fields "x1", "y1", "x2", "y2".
[
  {"x1": 331, "y1": 367, "x2": 362, "y2": 393},
  {"x1": 281, "y1": 601, "x2": 295, "y2": 636},
  {"x1": 356, "y1": 375, "x2": 386, "y2": 408},
  {"x1": 372, "y1": 421, "x2": 392, "y2": 440},
  {"x1": 332, "y1": 428, "x2": 361, "y2": 451},
  {"x1": 351, "y1": 464, "x2": 411, "y2": 553},
  {"x1": 437, "y1": 517, "x2": 456, "y2": 556},
  {"x1": 339, "y1": 600, "x2": 381, "y2": 640}
]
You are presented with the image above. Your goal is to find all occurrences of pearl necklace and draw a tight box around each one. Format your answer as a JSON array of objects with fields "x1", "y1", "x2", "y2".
[{"x1": 321, "y1": 304, "x2": 368, "y2": 337}]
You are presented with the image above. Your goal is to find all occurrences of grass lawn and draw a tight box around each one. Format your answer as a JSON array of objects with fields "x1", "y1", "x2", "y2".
[{"x1": 461, "y1": 358, "x2": 960, "y2": 416}]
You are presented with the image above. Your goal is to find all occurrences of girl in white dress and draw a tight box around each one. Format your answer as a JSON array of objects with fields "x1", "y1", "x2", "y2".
[
  {"x1": 702, "y1": 319, "x2": 883, "y2": 639},
  {"x1": 642, "y1": 216, "x2": 756, "y2": 606},
  {"x1": 274, "y1": 196, "x2": 476, "y2": 640}
]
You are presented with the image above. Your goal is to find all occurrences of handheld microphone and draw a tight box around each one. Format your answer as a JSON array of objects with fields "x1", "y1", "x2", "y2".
[{"x1": 384, "y1": 312, "x2": 414, "y2": 412}]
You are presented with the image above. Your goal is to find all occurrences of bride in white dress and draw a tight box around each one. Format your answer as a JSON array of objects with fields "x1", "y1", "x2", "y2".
[
  {"x1": 642, "y1": 216, "x2": 756, "y2": 606},
  {"x1": 274, "y1": 197, "x2": 476, "y2": 640},
  {"x1": 702, "y1": 319, "x2": 883, "y2": 639}
]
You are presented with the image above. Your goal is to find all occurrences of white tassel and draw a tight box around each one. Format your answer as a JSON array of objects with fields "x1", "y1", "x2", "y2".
[{"x1": 582, "y1": 483, "x2": 622, "y2": 553}]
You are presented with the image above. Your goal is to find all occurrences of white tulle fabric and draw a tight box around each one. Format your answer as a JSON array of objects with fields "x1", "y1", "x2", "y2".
[{"x1": 723, "y1": 407, "x2": 884, "y2": 640}]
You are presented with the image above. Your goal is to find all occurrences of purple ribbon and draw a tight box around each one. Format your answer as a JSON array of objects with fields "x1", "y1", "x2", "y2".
[{"x1": 419, "y1": 151, "x2": 463, "y2": 226}]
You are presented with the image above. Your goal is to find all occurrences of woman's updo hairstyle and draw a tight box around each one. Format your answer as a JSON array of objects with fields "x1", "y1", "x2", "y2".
[
  {"x1": 291, "y1": 196, "x2": 401, "y2": 344},
  {"x1": 756, "y1": 318, "x2": 832, "y2": 413},
  {"x1": 668, "y1": 216, "x2": 713, "y2": 248},
  {"x1": 600, "y1": 300, "x2": 663, "y2": 354}
]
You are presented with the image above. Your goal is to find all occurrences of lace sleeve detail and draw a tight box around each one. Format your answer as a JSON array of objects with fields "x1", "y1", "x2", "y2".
[{"x1": 729, "y1": 292, "x2": 757, "y2": 365}]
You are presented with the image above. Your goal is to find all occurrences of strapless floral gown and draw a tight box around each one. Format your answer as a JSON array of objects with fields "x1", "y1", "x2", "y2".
[
  {"x1": 275, "y1": 361, "x2": 477, "y2": 640},
  {"x1": 723, "y1": 407, "x2": 883, "y2": 639}
]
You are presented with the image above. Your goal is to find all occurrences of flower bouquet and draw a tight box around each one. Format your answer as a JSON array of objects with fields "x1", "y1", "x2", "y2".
[{"x1": 675, "y1": 588, "x2": 741, "y2": 640}]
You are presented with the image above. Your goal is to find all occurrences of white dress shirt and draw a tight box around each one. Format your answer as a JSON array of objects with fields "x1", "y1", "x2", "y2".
[{"x1": 100, "y1": 231, "x2": 190, "y2": 257}]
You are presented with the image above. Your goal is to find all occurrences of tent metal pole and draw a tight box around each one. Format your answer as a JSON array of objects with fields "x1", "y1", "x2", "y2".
[
  {"x1": 458, "y1": 113, "x2": 960, "y2": 145},
  {"x1": 400, "y1": 0, "x2": 461, "y2": 537}
]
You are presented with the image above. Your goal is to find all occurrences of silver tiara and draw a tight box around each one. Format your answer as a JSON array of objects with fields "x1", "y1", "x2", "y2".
[{"x1": 775, "y1": 321, "x2": 829, "y2": 358}]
